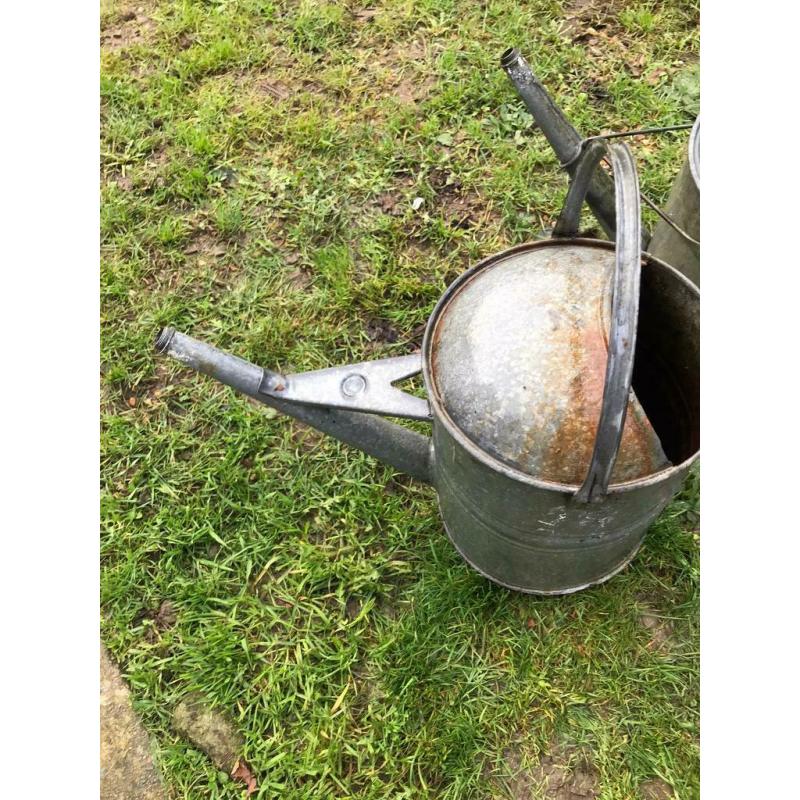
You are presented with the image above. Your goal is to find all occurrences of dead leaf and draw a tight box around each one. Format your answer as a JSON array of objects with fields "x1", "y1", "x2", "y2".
[
  {"x1": 258, "y1": 80, "x2": 290, "y2": 100},
  {"x1": 231, "y1": 759, "x2": 257, "y2": 796},
  {"x1": 155, "y1": 600, "x2": 177, "y2": 629},
  {"x1": 377, "y1": 193, "x2": 399, "y2": 213},
  {"x1": 628, "y1": 52, "x2": 647, "y2": 76},
  {"x1": 287, "y1": 266, "x2": 313, "y2": 290},
  {"x1": 645, "y1": 67, "x2": 668, "y2": 86},
  {"x1": 331, "y1": 683, "x2": 350, "y2": 714}
]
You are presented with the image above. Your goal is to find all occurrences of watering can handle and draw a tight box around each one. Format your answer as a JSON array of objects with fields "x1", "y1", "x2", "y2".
[{"x1": 554, "y1": 142, "x2": 643, "y2": 503}]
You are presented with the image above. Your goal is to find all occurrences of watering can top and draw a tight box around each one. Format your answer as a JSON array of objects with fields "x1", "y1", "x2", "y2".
[
  {"x1": 427, "y1": 243, "x2": 667, "y2": 486},
  {"x1": 424, "y1": 141, "x2": 669, "y2": 491}
]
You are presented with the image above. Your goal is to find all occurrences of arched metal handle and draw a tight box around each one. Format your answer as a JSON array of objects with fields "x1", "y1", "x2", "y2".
[{"x1": 554, "y1": 142, "x2": 643, "y2": 503}]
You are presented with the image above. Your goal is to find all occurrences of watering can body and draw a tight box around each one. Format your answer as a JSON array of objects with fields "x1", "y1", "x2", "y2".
[{"x1": 421, "y1": 239, "x2": 698, "y2": 594}]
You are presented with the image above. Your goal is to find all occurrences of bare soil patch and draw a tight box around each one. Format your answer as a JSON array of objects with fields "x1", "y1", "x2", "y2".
[
  {"x1": 154, "y1": 600, "x2": 177, "y2": 629},
  {"x1": 101, "y1": 9, "x2": 157, "y2": 51},
  {"x1": 563, "y1": 0, "x2": 626, "y2": 39},
  {"x1": 256, "y1": 78, "x2": 291, "y2": 100},
  {"x1": 345, "y1": 596, "x2": 362, "y2": 620},
  {"x1": 561, "y1": 0, "x2": 663, "y2": 83},
  {"x1": 361, "y1": 38, "x2": 437, "y2": 109},
  {"x1": 352, "y1": 9, "x2": 379, "y2": 24},
  {"x1": 392, "y1": 74, "x2": 437, "y2": 105},
  {"x1": 496, "y1": 739, "x2": 599, "y2": 800},
  {"x1": 426, "y1": 167, "x2": 502, "y2": 231},
  {"x1": 364, "y1": 316, "x2": 400, "y2": 345},
  {"x1": 439, "y1": 190, "x2": 492, "y2": 230},
  {"x1": 183, "y1": 233, "x2": 228, "y2": 258},
  {"x1": 173, "y1": 694, "x2": 243, "y2": 764},
  {"x1": 179, "y1": 231, "x2": 244, "y2": 289},
  {"x1": 639, "y1": 609, "x2": 674, "y2": 652},
  {"x1": 286, "y1": 264, "x2": 314, "y2": 291},
  {"x1": 172, "y1": 693, "x2": 256, "y2": 794},
  {"x1": 371, "y1": 174, "x2": 417, "y2": 217},
  {"x1": 234, "y1": 71, "x2": 295, "y2": 101},
  {"x1": 288, "y1": 420, "x2": 326, "y2": 452}
]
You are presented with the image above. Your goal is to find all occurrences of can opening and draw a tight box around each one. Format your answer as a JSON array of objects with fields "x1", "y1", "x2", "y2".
[{"x1": 631, "y1": 259, "x2": 700, "y2": 465}]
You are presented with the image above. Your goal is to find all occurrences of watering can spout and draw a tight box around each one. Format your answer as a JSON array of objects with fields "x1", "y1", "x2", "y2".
[
  {"x1": 501, "y1": 46, "x2": 621, "y2": 244},
  {"x1": 155, "y1": 327, "x2": 433, "y2": 483}
]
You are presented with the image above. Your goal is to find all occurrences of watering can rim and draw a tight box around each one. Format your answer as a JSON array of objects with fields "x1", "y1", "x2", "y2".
[
  {"x1": 420, "y1": 237, "x2": 700, "y2": 496},
  {"x1": 689, "y1": 116, "x2": 700, "y2": 191}
]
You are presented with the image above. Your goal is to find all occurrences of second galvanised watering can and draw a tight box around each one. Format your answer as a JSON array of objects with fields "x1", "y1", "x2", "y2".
[{"x1": 156, "y1": 138, "x2": 699, "y2": 595}]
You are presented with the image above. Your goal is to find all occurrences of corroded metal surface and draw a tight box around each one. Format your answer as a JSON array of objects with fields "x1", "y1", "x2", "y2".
[
  {"x1": 428, "y1": 241, "x2": 669, "y2": 486},
  {"x1": 422, "y1": 247, "x2": 699, "y2": 594},
  {"x1": 155, "y1": 96, "x2": 700, "y2": 595},
  {"x1": 431, "y1": 416, "x2": 685, "y2": 594},
  {"x1": 649, "y1": 116, "x2": 700, "y2": 285},
  {"x1": 158, "y1": 244, "x2": 699, "y2": 594},
  {"x1": 559, "y1": 143, "x2": 646, "y2": 502}
]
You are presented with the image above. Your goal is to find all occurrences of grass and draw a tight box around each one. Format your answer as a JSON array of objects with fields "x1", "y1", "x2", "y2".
[{"x1": 100, "y1": 1, "x2": 700, "y2": 797}]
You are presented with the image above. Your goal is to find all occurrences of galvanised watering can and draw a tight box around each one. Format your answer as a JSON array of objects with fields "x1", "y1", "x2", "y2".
[{"x1": 156, "y1": 138, "x2": 699, "y2": 595}]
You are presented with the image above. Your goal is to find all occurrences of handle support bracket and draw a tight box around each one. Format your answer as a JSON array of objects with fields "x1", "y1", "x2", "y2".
[{"x1": 259, "y1": 354, "x2": 431, "y2": 421}]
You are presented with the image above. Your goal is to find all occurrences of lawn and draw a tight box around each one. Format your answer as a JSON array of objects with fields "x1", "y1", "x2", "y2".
[{"x1": 100, "y1": 1, "x2": 700, "y2": 798}]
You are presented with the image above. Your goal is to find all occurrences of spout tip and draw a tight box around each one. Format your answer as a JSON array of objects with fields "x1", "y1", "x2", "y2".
[
  {"x1": 500, "y1": 47, "x2": 520, "y2": 69},
  {"x1": 154, "y1": 326, "x2": 176, "y2": 354}
]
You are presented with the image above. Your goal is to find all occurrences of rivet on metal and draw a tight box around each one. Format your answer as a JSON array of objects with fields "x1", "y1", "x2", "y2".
[{"x1": 341, "y1": 374, "x2": 367, "y2": 397}]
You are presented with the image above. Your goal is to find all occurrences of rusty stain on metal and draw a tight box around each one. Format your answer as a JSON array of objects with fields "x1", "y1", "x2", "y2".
[{"x1": 429, "y1": 242, "x2": 668, "y2": 486}]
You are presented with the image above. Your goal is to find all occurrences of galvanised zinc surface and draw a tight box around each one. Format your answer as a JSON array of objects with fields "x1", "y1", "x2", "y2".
[
  {"x1": 422, "y1": 241, "x2": 699, "y2": 594},
  {"x1": 428, "y1": 241, "x2": 669, "y2": 486},
  {"x1": 431, "y1": 417, "x2": 685, "y2": 594}
]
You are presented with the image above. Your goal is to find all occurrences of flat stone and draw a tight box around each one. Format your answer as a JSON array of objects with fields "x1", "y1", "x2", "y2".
[
  {"x1": 172, "y1": 693, "x2": 244, "y2": 771},
  {"x1": 640, "y1": 778, "x2": 675, "y2": 799},
  {"x1": 100, "y1": 645, "x2": 165, "y2": 800}
]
